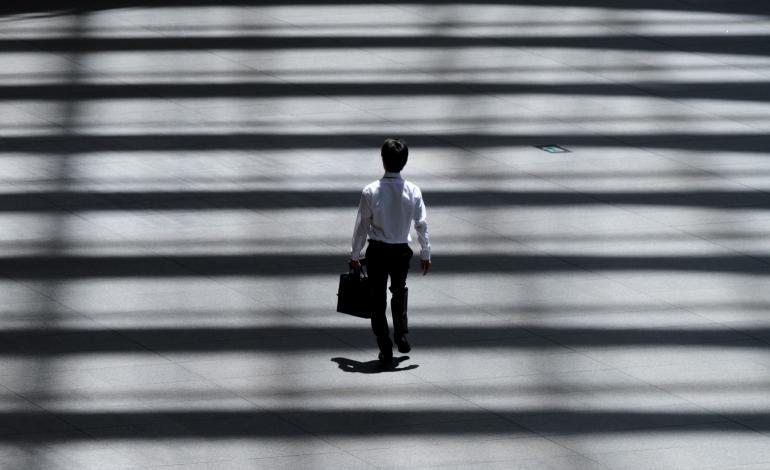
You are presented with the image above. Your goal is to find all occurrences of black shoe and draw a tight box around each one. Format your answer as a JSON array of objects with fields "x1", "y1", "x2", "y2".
[
  {"x1": 395, "y1": 336, "x2": 411, "y2": 353},
  {"x1": 378, "y1": 352, "x2": 393, "y2": 366}
]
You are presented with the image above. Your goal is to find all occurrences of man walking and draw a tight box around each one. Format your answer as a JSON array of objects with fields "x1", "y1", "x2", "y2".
[{"x1": 350, "y1": 138, "x2": 431, "y2": 366}]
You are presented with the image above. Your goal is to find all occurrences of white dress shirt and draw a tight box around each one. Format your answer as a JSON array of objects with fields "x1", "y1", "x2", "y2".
[{"x1": 351, "y1": 172, "x2": 431, "y2": 261}]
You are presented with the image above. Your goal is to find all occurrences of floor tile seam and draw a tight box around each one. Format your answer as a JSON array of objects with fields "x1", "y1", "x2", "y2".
[
  {"x1": 347, "y1": 431, "x2": 567, "y2": 456},
  {"x1": 643, "y1": 382, "x2": 770, "y2": 440},
  {"x1": 387, "y1": 3, "x2": 447, "y2": 25},
  {"x1": 101, "y1": 8, "x2": 193, "y2": 42},
  {"x1": 537, "y1": 317, "x2": 763, "y2": 336},
  {"x1": 497, "y1": 190, "x2": 733, "y2": 316},
  {"x1": 194, "y1": 373, "x2": 380, "y2": 466},
  {"x1": 565, "y1": 336, "x2": 770, "y2": 363},
  {"x1": 0, "y1": 31, "x2": 167, "y2": 135},
  {"x1": 452, "y1": 225, "x2": 691, "y2": 337},
  {"x1": 356, "y1": 19, "x2": 544, "y2": 100},
  {"x1": 597, "y1": 364, "x2": 770, "y2": 435},
  {"x1": 541, "y1": 434, "x2": 722, "y2": 461},
  {"x1": 336, "y1": 420, "x2": 535, "y2": 455},
  {"x1": 611, "y1": 130, "x2": 765, "y2": 150},
  {"x1": 409, "y1": 382, "x2": 602, "y2": 463},
  {"x1": 216, "y1": 378, "x2": 429, "y2": 396},
  {"x1": 0, "y1": 439, "x2": 120, "y2": 470},
  {"x1": 490, "y1": 29, "x2": 679, "y2": 110},
  {"x1": 425, "y1": 369, "x2": 654, "y2": 393},
  {"x1": 602, "y1": 82, "x2": 769, "y2": 139},
  {"x1": 420, "y1": 380, "x2": 600, "y2": 417},
  {"x1": 0, "y1": 381, "x2": 95, "y2": 442},
  {"x1": 588, "y1": 20, "x2": 759, "y2": 86},
  {"x1": 142, "y1": 317, "x2": 356, "y2": 342},
  {"x1": 366, "y1": 453, "x2": 609, "y2": 470},
  {"x1": 247, "y1": 379, "x2": 458, "y2": 398},
  {"x1": 598, "y1": 409, "x2": 736, "y2": 432},
  {"x1": 544, "y1": 420, "x2": 770, "y2": 442},
  {"x1": 449, "y1": 16, "x2": 628, "y2": 100},
  {"x1": 267, "y1": 305, "x2": 399, "y2": 362},
  {"x1": 88, "y1": 442, "x2": 354, "y2": 470},
  {"x1": 549, "y1": 30, "x2": 770, "y2": 138},
  {"x1": 185, "y1": 37, "x2": 371, "y2": 118},
  {"x1": 351, "y1": 24, "x2": 568, "y2": 126},
  {"x1": 663, "y1": 216, "x2": 770, "y2": 231},
  {"x1": 468, "y1": 154, "x2": 670, "y2": 235},
  {"x1": 144, "y1": 450, "x2": 375, "y2": 470},
  {"x1": 418, "y1": 264, "x2": 645, "y2": 367},
  {"x1": 583, "y1": 437, "x2": 770, "y2": 469},
  {"x1": 416, "y1": 279, "x2": 593, "y2": 358},
  {"x1": 702, "y1": 327, "x2": 770, "y2": 348},
  {"x1": 358, "y1": 113, "x2": 522, "y2": 163},
  {"x1": 232, "y1": 34, "x2": 431, "y2": 119},
  {"x1": 623, "y1": 138, "x2": 770, "y2": 201},
  {"x1": 121, "y1": 389, "x2": 361, "y2": 463},
  {"x1": 655, "y1": 225, "x2": 770, "y2": 346},
  {"x1": 631, "y1": 1, "x2": 770, "y2": 81},
  {"x1": 133, "y1": 6, "x2": 296, "y2": 35},
  {"x1": 141, "y1": 12, "x2": 354, "y2": 114},
  {"x1": 57, "y1": 304, "x2": 207, "y2": 368},
  {"x1": 14, "y1": 400, "x2": 130, "y2": 448},
  {"x1": 0, "y1": 280, "x2": 180, "y2": 367},
  {"x1": 0, "y1": 363, "x2": 172, "y2": 391},
  {"x1": 0, "y1": 275, "x2": 94, "y2": 319},
  {"x1": 530, "y1": 315, "x2": 723, "y2": 331},
  {"x1": 63, "y1": 56, "x2": 211, "y2": 119},
  {"x1": 695, "y1": 169, "x2": 770, "y2": 197},
  {"x1": 532, "y1": 331, "x2": 671, "y2": 375},
  {"x1": 163, "y1": 263, "x2": 312, "y2": 326},
  {"x1": 447, "y1": 202, "x2": 611, "y2": 276}
]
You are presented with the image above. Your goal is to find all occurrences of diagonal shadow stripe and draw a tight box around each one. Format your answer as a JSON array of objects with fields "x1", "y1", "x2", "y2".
[
  {"x1": 0, "y1": 33, "x2": 768, "y2": 56},
  {"x1": 2, "y1": 0, "x2": 770, "y2": 17},
  {"x1": 1, "y1": 132, "x2": 766, "y2": 153},
  {"x1": 0, "y1": 409, "x2": 762, "y2": 440},
  {"x1": 5, "y1": 188, "x2": 770, "y2": 212},
  {"x1": 1, "y1": 81, "x2": 769, "y2": 102},
  {"x1": 1, "y1": 253, "x2": 770, "y2": 278},
  {"x1": 0, "y1": 325, "x2": 763, "y2": 355}
]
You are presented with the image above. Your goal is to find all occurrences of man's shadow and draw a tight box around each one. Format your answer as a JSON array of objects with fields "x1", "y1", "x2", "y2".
[{"x1": 331, "y1": 356, "x2": 419, "y2": 373}]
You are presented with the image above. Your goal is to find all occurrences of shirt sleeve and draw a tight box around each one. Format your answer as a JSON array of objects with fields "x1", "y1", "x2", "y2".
[
  {"x1": 350, "y1": 189, "x2": 371, "y2": 261},
  {"x1": 413, "y1": 189, "x2": 431, "y2": 261}
]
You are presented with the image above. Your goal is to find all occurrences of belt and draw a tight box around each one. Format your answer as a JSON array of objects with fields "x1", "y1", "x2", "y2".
[{"x1": 368, "y1": 239, "x2": 409, "y2": 247}]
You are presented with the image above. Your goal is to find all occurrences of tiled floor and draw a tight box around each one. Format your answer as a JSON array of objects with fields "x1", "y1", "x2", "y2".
[{"x1": 1, "y1": 1, "x2": 770, "y2": 469}]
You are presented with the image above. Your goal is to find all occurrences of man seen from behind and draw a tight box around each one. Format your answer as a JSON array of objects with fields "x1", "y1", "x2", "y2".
[{"x1": 350, "y1": 138, "x2": 431, "y2": 366}]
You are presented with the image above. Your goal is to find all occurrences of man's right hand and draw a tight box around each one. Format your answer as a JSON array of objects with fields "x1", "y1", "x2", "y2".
[
  {"x1": 349, "y1": 259, "x2": 362, "y2": 269},
  {"x1": 421, "y1": 259, "x2": 431, "y2": 275}
]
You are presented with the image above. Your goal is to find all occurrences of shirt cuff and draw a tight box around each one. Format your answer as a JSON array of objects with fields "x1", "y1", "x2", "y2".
[{"x1": 420, "y1": 249, "x2": 431, "y2": 261}]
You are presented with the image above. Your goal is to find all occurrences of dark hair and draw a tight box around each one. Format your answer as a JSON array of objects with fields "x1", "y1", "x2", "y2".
[{"x1": 381, "y1": 138, "x2": 408, "y2": 173}]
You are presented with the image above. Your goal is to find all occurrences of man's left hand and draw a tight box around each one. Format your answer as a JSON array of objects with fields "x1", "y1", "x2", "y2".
[{"x1": 421, "y1": 259, "x2": 431, "y2": 275}]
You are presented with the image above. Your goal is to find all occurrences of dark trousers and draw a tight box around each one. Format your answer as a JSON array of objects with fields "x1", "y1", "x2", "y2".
[{"x1": 366, "y1": 240, "x2": 412, "y2": 354}]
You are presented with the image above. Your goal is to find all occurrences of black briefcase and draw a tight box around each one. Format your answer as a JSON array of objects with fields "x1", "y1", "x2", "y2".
[{"x1": 337, "y1": 264, "x2": 372, "y2": 319}]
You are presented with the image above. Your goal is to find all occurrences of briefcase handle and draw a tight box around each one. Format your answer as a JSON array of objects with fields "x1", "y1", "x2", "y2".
[{"x1": 349, "y1": 259, "x2": 368, "y2": 278}]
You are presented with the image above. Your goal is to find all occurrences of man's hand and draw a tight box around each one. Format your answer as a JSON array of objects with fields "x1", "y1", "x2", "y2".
[
  {"x1": 349, "y1": 259, "x2": 362, "y2": 269},
  {"x1": 421, "y1": 259, "x2": 431, "y2": 275}
]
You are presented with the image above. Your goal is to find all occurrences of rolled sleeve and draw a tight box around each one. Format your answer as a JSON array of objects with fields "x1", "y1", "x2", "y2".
[
  {"x1": 350, "y1": 190, "x2": 371, "y2": 260},
  {"x1": 413, "y1": 191, "x2": 431, "y2": 260}
]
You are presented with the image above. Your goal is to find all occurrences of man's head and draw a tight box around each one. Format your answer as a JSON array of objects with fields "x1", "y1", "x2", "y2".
[{"x1": 381, "y1": 138, "x2": 408, "y2": 173}]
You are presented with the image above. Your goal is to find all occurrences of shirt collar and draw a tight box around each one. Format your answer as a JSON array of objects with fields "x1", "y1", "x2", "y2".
[{"x1": 383, "y1": 171, "x2": 403, "y2": 179}]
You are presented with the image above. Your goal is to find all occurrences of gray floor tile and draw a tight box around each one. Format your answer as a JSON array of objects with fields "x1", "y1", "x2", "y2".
[
  {"x1": 352, "y1": 436, "x2": 579, "y2": 469},
  {"x1": 143, "y1": 452, "x2": 376, "y2": 470},
  {"x1": 586, "y1": 439, "x2": 770, "y2": 470}
]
